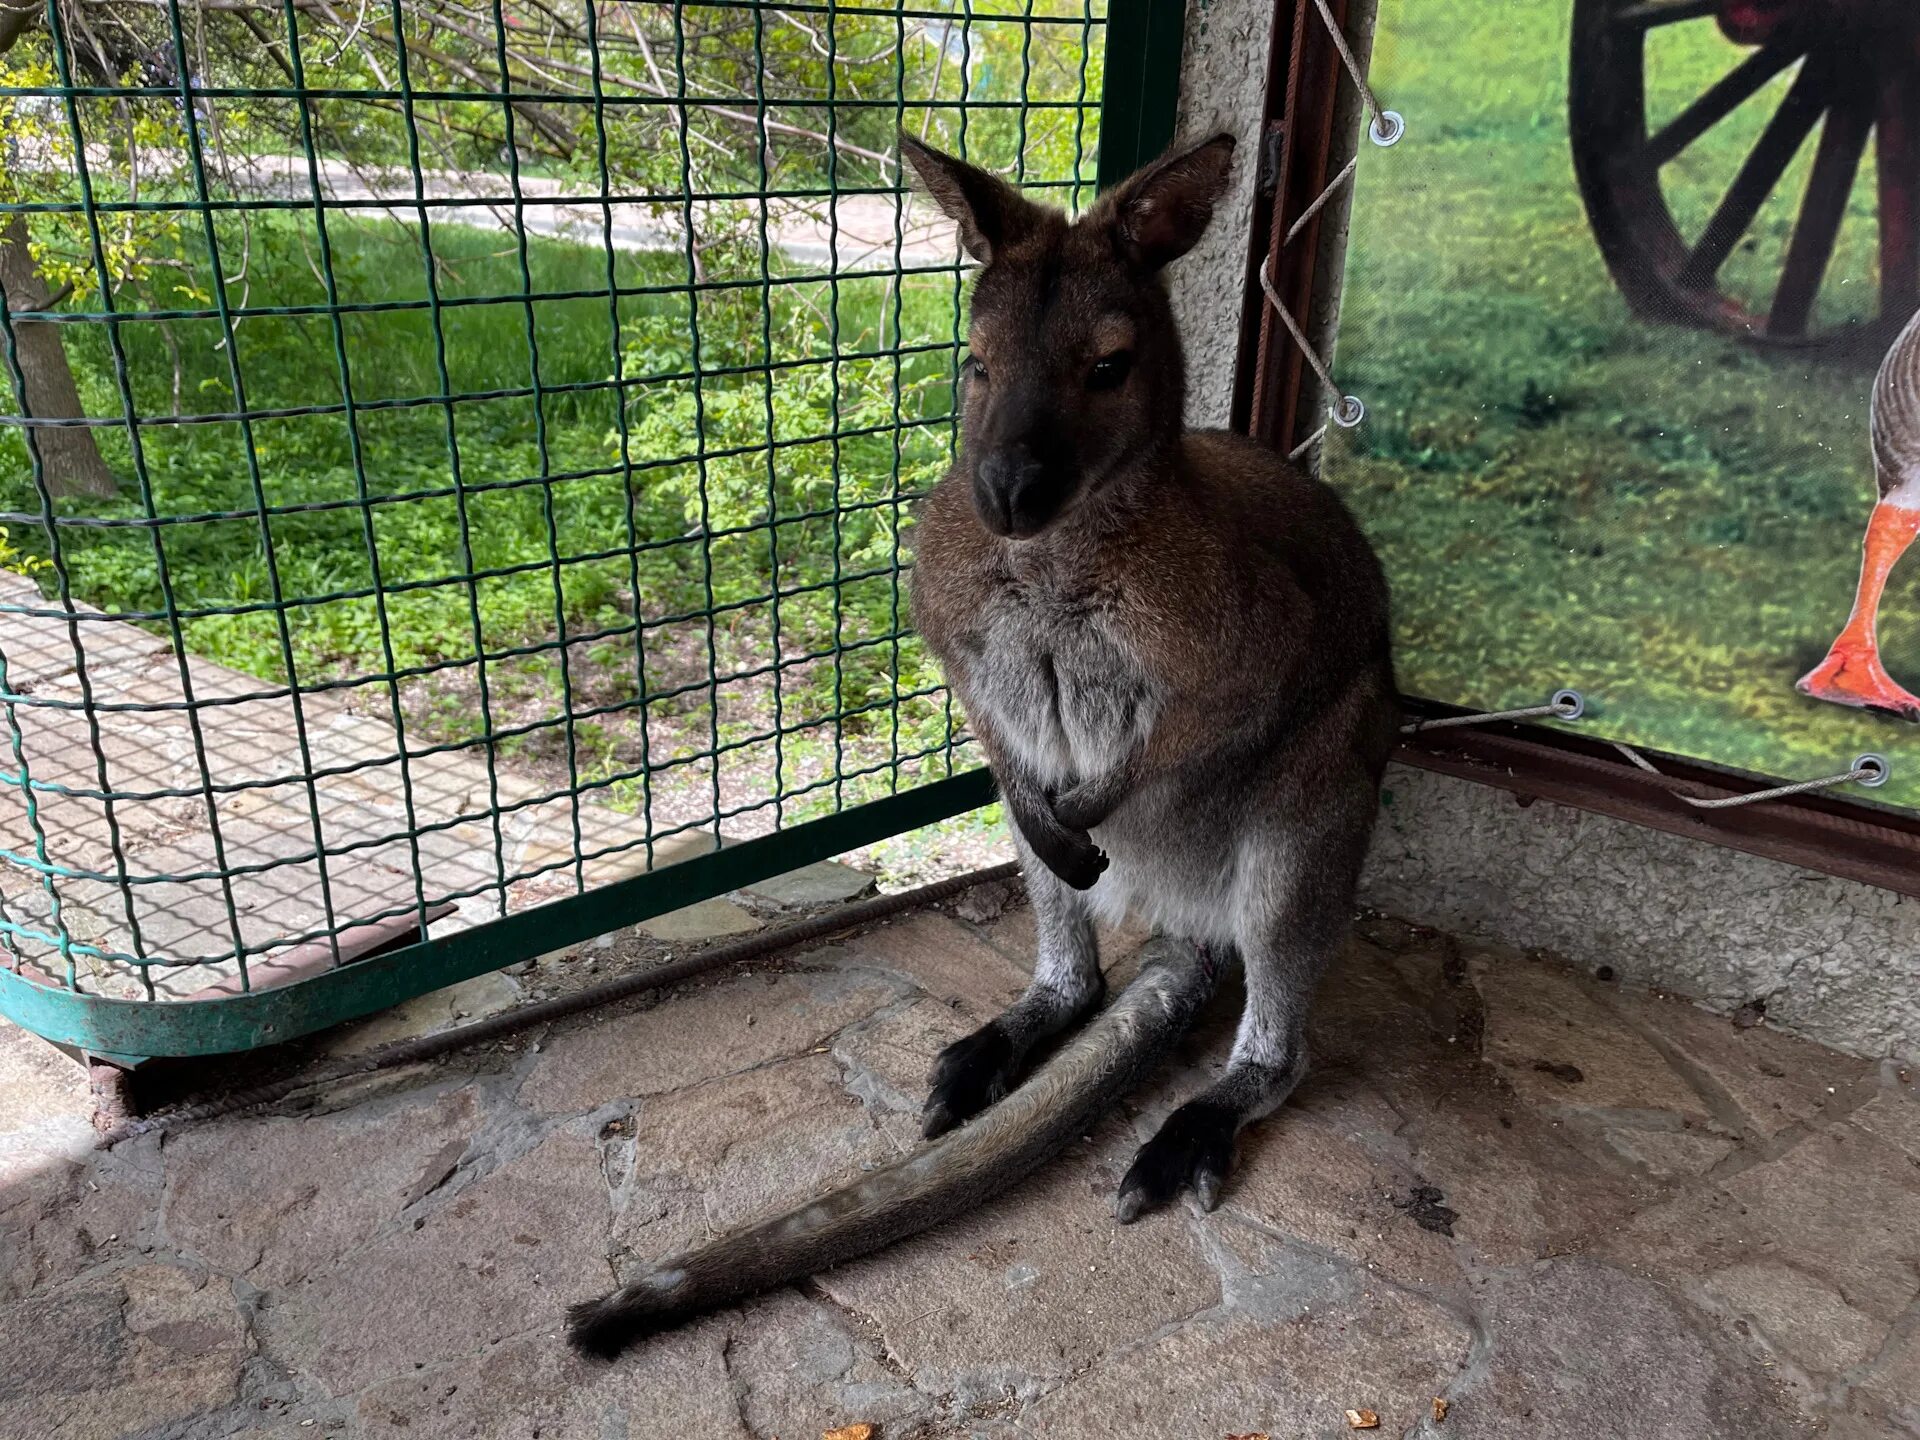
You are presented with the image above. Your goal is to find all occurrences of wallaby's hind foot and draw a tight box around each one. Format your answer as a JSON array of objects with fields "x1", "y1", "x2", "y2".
[
  {"x1": 1115, "y1": 1043, "x2": 1309, "y2": 1223},
  {"x1": 922, "y1": 969, "x2": 1108, "y2": 1138},
  {"x1": 1114, "y1": 1098, "x2": 1236, "y2": 1222},
  {"x1": 923, "y1": 844, "x2": 1108, "y2": 1138}
]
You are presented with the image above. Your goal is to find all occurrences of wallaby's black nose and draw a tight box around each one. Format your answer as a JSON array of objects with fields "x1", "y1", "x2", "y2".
[{"x1": 975, "y1": 447, "x2": 1052, "y2": 538}]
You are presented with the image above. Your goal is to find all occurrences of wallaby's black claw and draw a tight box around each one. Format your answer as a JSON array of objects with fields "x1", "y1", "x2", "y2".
[
  {"x1": 923, "y1": 1022, "x2": 1017, "y2": 1137},
  {"x1": 1055, "y1": 840, "x2": 1108, "y2": 892},
  {"x1": 1115, "y1": 1100, "x2": 1237, "y2": 1223}
]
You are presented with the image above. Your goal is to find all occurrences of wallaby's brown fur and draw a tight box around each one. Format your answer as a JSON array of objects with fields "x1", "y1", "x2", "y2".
[
  {"x1": 900, "y1": 129, "x2": 1395, "y2": 1215},
  {"x1": 563, "y1": 130, "x2": 1396, "y2": 1359}
]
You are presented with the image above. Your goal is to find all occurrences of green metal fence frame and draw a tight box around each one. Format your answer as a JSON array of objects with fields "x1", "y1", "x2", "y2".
[{"x1": 0, "y1": 0, "x2": 1187, "y2": 1064}]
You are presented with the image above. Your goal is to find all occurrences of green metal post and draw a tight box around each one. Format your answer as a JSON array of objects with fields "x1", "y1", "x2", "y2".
[{"x1": 1098, "y1": 0, "x2": 1191, "y2": 188}]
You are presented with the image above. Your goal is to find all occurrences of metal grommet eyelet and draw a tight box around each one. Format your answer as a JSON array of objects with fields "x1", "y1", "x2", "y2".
[
  {"x1": 1370, "y1": 110, "x2": 1405, "y2": 147},
  {"x1": 1333, "y1": 395, "x2": 1366, "y2": 428},
  {"x1": 1551, "y1": 689, "x2": 1586, "y2": 720},
  {"x1": 1853, "y1": 754, "x2": 1891, "y2": 788}
]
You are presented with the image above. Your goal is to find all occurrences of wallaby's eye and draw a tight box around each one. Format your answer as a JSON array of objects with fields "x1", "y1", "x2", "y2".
[
  {"x1": 1088, "y1": 351, "x2": 1133, "y2": 392},
  {"x1": 965, "y1": 355, "x2": 988, "y2": 384}
]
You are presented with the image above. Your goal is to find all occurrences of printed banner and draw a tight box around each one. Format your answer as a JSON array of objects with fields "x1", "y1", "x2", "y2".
[{"x1": 1327, "y1": 0, "x2": 1920, "y2": 809}]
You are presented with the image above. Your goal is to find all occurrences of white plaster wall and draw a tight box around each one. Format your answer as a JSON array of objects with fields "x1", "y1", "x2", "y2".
[
  {"x1": 1167, "y1": 0, "x2": 1272, "y2": 430},
  {"x1": 1364, "y1": 765, "x2": 1920, "y2": 1063}
]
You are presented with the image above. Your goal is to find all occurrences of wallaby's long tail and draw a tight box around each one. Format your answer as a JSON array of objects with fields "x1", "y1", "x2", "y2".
[{"x1": 564, "y1": 937, "x2": 1217, "y2": 1359}]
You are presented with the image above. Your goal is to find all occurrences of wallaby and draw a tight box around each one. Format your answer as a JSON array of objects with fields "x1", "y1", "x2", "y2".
[{"x1": 566, "y1": 129, "x2": 1396, "y2": 1359}]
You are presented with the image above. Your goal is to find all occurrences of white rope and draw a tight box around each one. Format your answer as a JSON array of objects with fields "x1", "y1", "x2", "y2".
[
  {"x1": 1309, "y1": 0, "x2": 1396, "y2": 141},
  {"x1": 1611, "y1": 744, "x2": 1890, "y2": 810},
  {"x1": 1260, "y1": 256, "x2": 1360, "y2": 426},
  {"x1": 1402, "y1": 693, "x2": 1889, "y2": 809},
  {"x1": 1260, "y1": 0, "x2": 1401, "y2": 452},
  {"x1": 1402, "y1": 691, "x2": 1584, "y2": 735},
  {"x1": 1283, "y1": 153, "x2": 1358, "y2": 248},
  {"x1": 1287, "y1": 421, "x2": 1329, "y2": 462}
]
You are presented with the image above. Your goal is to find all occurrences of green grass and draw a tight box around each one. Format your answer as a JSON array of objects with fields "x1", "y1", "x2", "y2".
[
  {"x1": 5, "y1": 213, "x2": 972, "y2": 820},
  {"x1": 1331, "y1": 0, "x2": 1917, "y2": 808}
]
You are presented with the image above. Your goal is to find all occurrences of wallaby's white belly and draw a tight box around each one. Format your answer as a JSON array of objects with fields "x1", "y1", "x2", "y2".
[
  {"x1": 1088, "y1": 811, "x2": 1249, "y2": 946},
  {"x1": 961, "y1": 591, "x2": 1254, "y2": 947},
  {"x1": 964, "y1": 620, "x2": 1154, "y2": 789}
]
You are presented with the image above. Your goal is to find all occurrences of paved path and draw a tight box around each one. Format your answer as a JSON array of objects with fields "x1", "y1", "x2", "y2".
[
  {"x1": 2, "y1": 886, "x2": 1915, "y2": 1438},
  {"x1": 0, "y1": 569, "x2": 683, "y2": 1000},
  {"x1": 0, "y1": 148, "x2": 965, "y2": 998},
  {"x1": 232, "y1": 153, "x2": 961, "y2": 273}
]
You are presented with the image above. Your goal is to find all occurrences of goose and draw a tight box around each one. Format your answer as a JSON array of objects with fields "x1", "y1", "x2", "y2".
[{"x1": 1797, "y1": 306, "x2": 1920, "y2": 721}]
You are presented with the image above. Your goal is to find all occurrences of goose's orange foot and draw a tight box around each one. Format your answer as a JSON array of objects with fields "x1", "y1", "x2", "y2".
[{"x1": 1797, "y1": 642, "x2": 1920, "y2": 722}]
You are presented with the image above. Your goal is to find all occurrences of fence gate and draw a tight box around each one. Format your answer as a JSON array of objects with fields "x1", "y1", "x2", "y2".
[{"x1": 0, "y1": 0, "x2": 1183, "y2": 1062}]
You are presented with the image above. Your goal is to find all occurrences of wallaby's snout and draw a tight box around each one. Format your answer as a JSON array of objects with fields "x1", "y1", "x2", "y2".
[
  {"x1": 958, "y1": 316, "x2": 1099, "y2": 539},
  {"x1": 974, "y1": 443, "x2": 1057, "y2": 539},
  {"x1": 973, "y1": 410, "x2": 1084, "y2": 539}
]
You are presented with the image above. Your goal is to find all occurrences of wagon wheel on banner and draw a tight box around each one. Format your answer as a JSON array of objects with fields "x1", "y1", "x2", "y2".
[{"x1": 1569, "y1": 0, "x2": 1920, "y2": 351}]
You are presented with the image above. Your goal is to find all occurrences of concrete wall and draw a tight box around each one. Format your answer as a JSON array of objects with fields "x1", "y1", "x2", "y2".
[
  {"x1": 1365, "y1": 765, "x2": 1920, "y2": 1063},
  {"x1": 1166, "y1": 0, "x2": 1270, "y2": 430},
  {"x1": 1166, "y1": 0, "x2": 1920, "y2": 1063}
]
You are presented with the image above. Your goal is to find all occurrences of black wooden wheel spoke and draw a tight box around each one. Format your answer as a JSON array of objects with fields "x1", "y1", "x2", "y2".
[
  {"x1": 1645, "y1": 42, "x2": 1802, "y2": 169},
  {"x1": 1572, "y1": 0, "x2": 1916, "y2": 348},
  {"x1": 1615, "y1": 0, "x2": 1719, "y2": 30},
  {"x1": 1770, "y1": 90, "x2": 1876, "y2": 335},
  {"x1": 1678, "y1": 58, "x2": 1830, "y2": 292}
]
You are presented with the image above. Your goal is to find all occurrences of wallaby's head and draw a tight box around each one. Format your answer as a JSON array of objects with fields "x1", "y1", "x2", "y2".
[{"x1": 901, "y1": 131, "x2": 1235, "y2": 540}]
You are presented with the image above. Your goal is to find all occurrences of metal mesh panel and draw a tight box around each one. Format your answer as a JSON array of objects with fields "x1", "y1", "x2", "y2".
[{"x1": 0, "y1": 0, "x2": 1109, "y2": 1011}]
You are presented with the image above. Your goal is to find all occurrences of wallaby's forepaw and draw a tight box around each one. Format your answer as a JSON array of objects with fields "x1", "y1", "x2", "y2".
[
  {"x1": 1052, "y1": 779, "x2": 1121, "y2": 833},
  {"x1": 1035, "y1": 823, "x2": 1108, "y2": 891},
  {"x1": 1004, "y1": 789, "x2": 1108, "y2": 890},
  {"x1": 923, "y1": 1022, "x2": 1017, "y2": 1138},
  {"x1": 1115, "y1": 1100, "x2": 1238, "y2": 1223}
]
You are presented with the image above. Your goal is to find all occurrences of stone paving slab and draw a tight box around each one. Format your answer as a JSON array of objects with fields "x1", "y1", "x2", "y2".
[{"x1": 0, "y1": 884, "x2": 1917, "y2": 1438}]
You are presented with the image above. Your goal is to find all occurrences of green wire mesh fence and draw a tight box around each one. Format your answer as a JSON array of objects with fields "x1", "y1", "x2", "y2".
[{"x1": 0, "y1": 0, "x2": 1178, "y2": 1058}]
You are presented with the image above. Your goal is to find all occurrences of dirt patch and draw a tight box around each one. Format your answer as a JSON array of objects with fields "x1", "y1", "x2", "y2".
[
  {"x1": 1532, "y1": 1061, "x2": 1586, "y2": 1084},
  {"x1": 1393, "y1": 1184, "x2": 1461, "y2": 1237}
]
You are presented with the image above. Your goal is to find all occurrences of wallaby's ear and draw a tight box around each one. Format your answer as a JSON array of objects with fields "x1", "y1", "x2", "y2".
[
  {"x1": 899, "y1": 132, "x2": 1041, "y2": 265},
  {"x1": 1099, "y1": 132, "x2": 1236, "y2": 272}
]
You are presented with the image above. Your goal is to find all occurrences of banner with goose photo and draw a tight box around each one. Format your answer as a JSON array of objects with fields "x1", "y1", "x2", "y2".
[{"x1": 1323, "y1": 0, "x2": 1920, "y2": 811}]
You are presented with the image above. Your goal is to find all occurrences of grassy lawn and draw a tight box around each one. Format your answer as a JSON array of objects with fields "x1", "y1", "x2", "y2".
[
  {"x1": 1331, "y1": 0, "x2": 1918, "y2": 809},
  {"x1": 5, "y1": 214, "x2": 976, "y2": 831}
]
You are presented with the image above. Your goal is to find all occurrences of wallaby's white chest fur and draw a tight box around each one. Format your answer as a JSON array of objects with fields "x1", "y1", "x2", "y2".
[
  {"x1": 957, "y1": 580, "x2": 1250, "y2": 945},
  {"x1": 964, "y1": 585, "x2": 1156, "y2": 791}
]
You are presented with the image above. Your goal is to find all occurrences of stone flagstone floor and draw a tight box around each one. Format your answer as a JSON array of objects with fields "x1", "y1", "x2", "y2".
[{"x1": 2, "y1": 872, "x2": 1917, "y2": 1439}]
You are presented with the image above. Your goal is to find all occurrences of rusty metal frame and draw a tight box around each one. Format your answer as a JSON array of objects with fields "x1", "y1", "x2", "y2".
[
  {"x1": 1235, "y1": 0, "x2": 1373, "y2": 440},
  {"x1": 1239, "y1": 0, "x2": 1920, "y2": 895}
]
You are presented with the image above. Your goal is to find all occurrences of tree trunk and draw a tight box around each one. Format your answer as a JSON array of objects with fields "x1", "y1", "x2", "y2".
[{"x1": 0, "y1": 212, "x2": 116, "y2": 499}]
